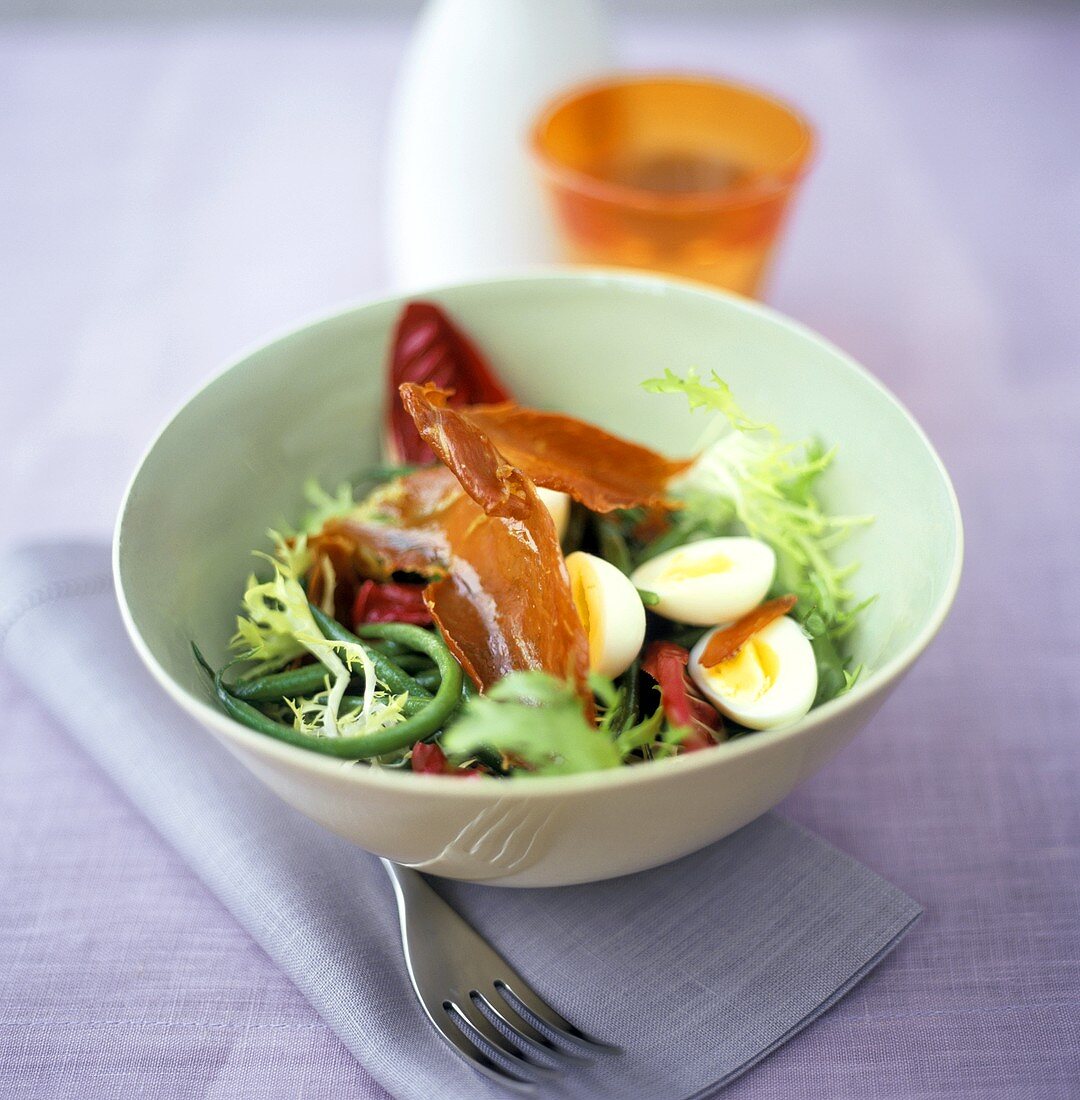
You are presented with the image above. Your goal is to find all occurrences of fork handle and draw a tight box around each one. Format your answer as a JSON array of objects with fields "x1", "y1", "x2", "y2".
[
  {"x1": 381, "y1": 857, "x2": 444, "y2": 924},
  {"x1": 382, "y1": 857, "x2": 492, "y2": 964},
  {"x1": 380, "y1": 856, "x2": 417, "y2": 891},
  {"x1": 380, "y1": 855, "x2": 417, "y2": 896}
]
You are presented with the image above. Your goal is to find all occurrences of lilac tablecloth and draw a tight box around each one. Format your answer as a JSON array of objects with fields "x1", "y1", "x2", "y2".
[{"x1": 2, "y1": 9, "x2": 1078, "y2": 1099}]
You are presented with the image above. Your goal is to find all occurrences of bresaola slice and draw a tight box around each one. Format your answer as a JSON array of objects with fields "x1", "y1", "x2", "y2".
[
  {"x1": 395, "y1": 384, "x2": 592, "y2": 708},
  {"x1": 698, "y1": 595, "x2": 798, "y2": 668},
  {"x1": 460, "y1": 402, "x2": 692, "y2": 512},
  {"x1": 398, "y1": 384, "x2": 533, "y2": 519},
  {"x1": 384, "y1": 301, "x2": 689, "y2": 509},
  {"x1": 329, "y1": 476, "x2": 593, "y2": 706},
  {"x1": 424, "y1": 491, "x2": 592, "y2": 711}
]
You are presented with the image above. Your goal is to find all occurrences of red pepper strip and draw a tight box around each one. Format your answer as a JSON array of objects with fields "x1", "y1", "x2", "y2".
[
  {"x1": 642, "y1": 641, "x2": 723, "y2": 750},
  {"x1": 352, "y1": 579, "x2": 433, "y2": 627},
  {"x1": 410, "y1": 741, "x2": 446, "y2": 774},
  {"x1": 386, "y1": 302, "x2": 513, "y2": 465},
  {"x1": 410, "y1": 741, "x2": 481, "y2": 778},
  {"x1": 699, "y1": 595, "x2": 798, "y2": 669}
]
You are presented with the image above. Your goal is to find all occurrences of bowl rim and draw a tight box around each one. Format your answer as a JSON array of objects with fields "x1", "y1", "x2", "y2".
[{"x1": 114, "y1": 267, "x2": 964, "y2": 801}]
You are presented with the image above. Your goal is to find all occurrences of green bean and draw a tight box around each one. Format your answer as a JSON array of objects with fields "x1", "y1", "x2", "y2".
[
  {"x1": 413, "y1": 668, "x2": 441, "y2": 692},
  {"x1": 309, "y1": 604, "x2": 432, "y2": 700},
  {"x1": 227, "y1": 624, "x2": 413, "y2": 703},
  {"x1": 193, "y1": 630, "x2": 463, "y2": 760},
  {"x1": 391, "y1": 651, "x2": 436, "y2": 673},
  {"x1": 368, "y1": 637, "x2": 408, "y2": 658},
  {"x1": 635, "y1": 518, "x2": 703, "y2": 564},
  {"x1": 228, "y1": 654, "x2": 428, "y2": 705},
  {"x1": 612, "y1": 659, "x2": 641, "y2": 733},
  {"x1": 319, "y1": 693, "x2": 429, "y2": 719},
  {"x1": 413, "y1": 668, "x2": 477, "y2": 716},
  {"x1": 636, "y1": 587, "x2": 660, "y2": 607},
  {"x1": 230, "y1": 662, "x2": 330, "y2": 702},
  {"x1": 594, "y1": 515, "x2": 632, "y2": 575},
  {"x1": 229, "y1": 609, "x2": 435, "y2": 707},
  {"x1": 562, "y1": 501, "x2": 588, "y2": 555}
]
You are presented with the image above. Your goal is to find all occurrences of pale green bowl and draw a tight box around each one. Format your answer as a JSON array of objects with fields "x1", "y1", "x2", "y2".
[{"x1": 115, "y1": 271, "x2": 962, "y2": 886}]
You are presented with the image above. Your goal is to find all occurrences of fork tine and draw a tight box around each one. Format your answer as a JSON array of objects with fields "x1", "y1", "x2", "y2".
[
  {"x1": 447, "y1": 998, "x2": 558, "y2": 1079},
  {"x1": 426, "y1": 1004, "x2": 537, "y2": 1092},
  {"x1": 494, "y1": 978, "x2": 611, "y2": 1049},
  {"x1": 474, "y1": 990, "x2": 587, "y2": 1062},
  {"x1": 381, "y1": 858, "x2": 608, "y2": 1081}
]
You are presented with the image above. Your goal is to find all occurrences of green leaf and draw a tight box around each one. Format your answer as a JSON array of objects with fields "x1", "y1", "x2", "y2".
[
  {"x1": 230, "y1": 557, "x2": 399, "y2": 737},
  {"x1": 643, "y1": 369, "x2": 876, "y2": 692},
  {"x1": 588, "y1": 672, "x2": 621, "y2": 714},
  {"x1": 614, "y1": 703, "x2": 666, "y2": 758},
  {"x1": 644, "y1": 369, "x2": 874, "y2": 641},
  {"x1": 441, "y1": 672, "x2": 621, "y2": 776},
  {"x1": 297, "y1": 479, "x2": 355, "y2": 535},
  {"x1": 642, "y1": 368, "x2": 775, "y2": 435}
]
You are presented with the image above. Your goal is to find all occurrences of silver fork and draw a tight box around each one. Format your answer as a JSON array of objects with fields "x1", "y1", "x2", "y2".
[{"x1": 381, "y1": 859, "x2": 608, "y2": 1091}]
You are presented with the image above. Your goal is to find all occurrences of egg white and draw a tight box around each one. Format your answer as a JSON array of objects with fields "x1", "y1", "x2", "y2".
[
  {"x1": 565, "y1": 551, "x2": 645, "y2": 679},
  {"x1": 630, "y1": 536, "x2": 776, "y2": 626},
  {"x1": 536, "y1": 487, "x2": 571, "y2": 540},
  {"x1": 688, "y1": 615, "x2": 817, "y2": 730}
]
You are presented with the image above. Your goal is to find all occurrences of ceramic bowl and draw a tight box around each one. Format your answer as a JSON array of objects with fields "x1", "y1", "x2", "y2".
[{"x1": 114, "y1": 271, "x2": 962, "y2": 886}]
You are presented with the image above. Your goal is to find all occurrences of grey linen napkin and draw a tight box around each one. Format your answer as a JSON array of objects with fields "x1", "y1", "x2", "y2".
[{"x1": 0, "y1": 542, "x2": 921, "y2": 1100}]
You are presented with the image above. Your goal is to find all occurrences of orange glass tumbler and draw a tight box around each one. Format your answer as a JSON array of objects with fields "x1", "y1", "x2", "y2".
[{"x1": 531, "y1": 74, "x2": 815, "y2": 298}]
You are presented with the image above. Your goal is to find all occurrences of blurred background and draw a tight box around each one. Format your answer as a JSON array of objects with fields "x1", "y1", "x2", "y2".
[
  {"x1": 1, "y1": 0, "x2": 1076, "y2": 549},
  {"x1": 12, "y1": 0, "x2": 1070, "y2": 12}
]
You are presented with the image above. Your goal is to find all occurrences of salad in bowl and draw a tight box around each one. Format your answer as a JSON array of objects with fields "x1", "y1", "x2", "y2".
[
  {"x1": 115, "y1": 272, "x2": 960, "y2": 884},
  {"x1": 195, "y1": 301, "x2": 872, "y2": 779}
]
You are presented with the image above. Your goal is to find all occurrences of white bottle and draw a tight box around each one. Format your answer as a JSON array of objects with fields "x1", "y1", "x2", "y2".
[{"x1": 384, "y1": 0, "x2": 610, "y2": 290}]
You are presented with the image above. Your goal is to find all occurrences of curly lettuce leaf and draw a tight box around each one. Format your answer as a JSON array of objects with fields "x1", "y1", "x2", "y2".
[
  {"x1": 297, "y1": 479, "x2": 355, "y2": 535},
  {"x1": 294, "y1": 468, "x2": 423, "y2": 539},
  {"x1": 643, "y1": 369, "x2": 874, "y2": 702},
  {"x1": 441, "y1": 672, "x2": 620, "y2": 776},
  {"x1": 643, "y1": 369, "x2": 773, "y2": 435},
  {"x1": 285, "y1": 691, "x2": 408, "y2": 739},
  {"x1": 230, "y1": 557, "x2": 388, "y2": 735}
]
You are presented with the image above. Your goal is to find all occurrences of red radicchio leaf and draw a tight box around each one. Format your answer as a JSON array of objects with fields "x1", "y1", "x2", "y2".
[
  {"x1": 642, "y1": 641, "x2": 723, "y2": 751},
  {"x1": 351, "y1": 579, "x2": 433, "y2": 628},
  {"x1": 386, "y1": 302, "x2": 512, "y2": 465}
]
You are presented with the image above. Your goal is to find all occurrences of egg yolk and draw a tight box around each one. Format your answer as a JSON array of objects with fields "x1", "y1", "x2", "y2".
[
  {"x1": 660, "y1": 552, "x2": 733, "y2": 582},
  {"x1": 707, "y1": 637, "x2": 779, "y2": 702},
  {"x1": 569, "y1": 561, "x2": 604, "y2": 670}
]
